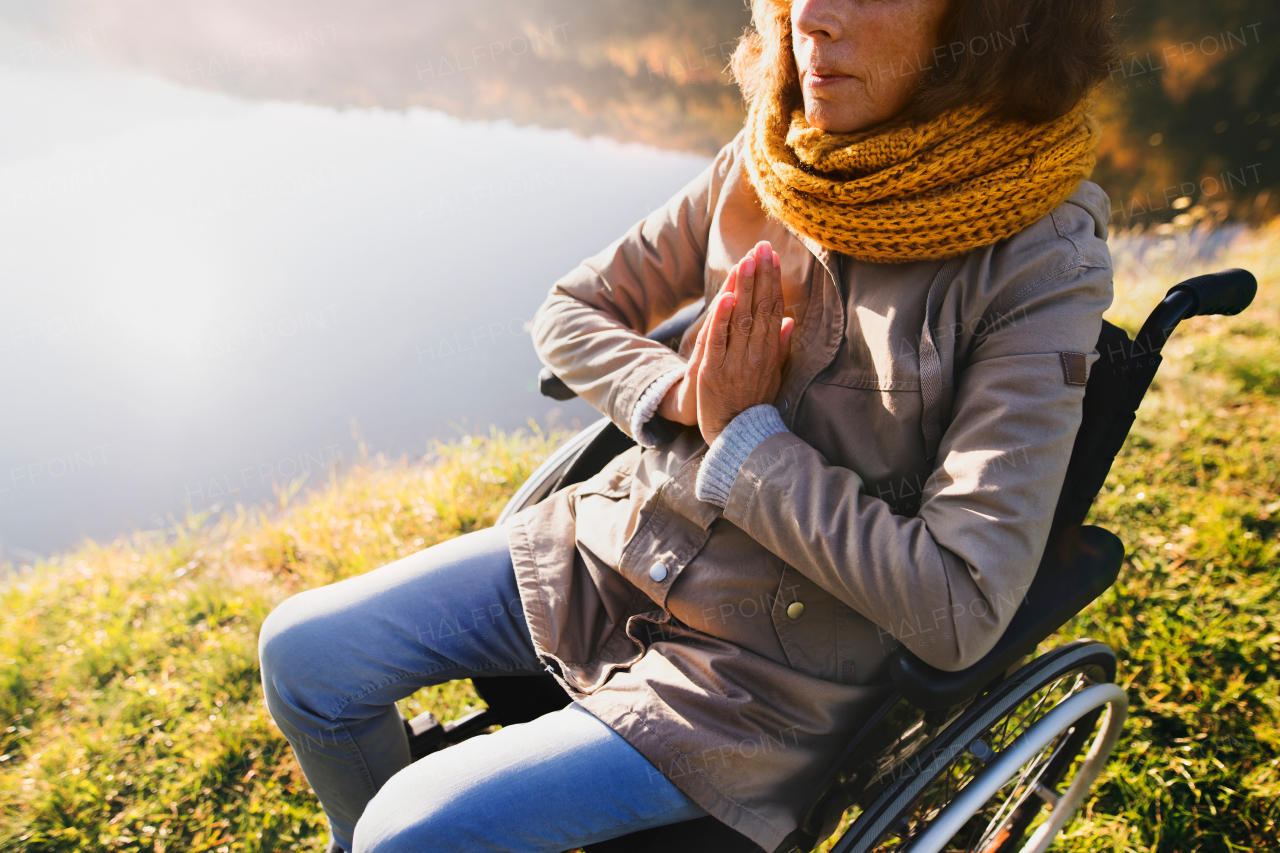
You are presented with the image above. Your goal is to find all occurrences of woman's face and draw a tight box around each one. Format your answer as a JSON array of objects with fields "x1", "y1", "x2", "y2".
[{"x1": 791, "y1": 0, "x2": 950, "y2": 133}]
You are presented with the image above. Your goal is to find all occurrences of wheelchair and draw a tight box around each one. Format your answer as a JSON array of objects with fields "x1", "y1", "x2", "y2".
[{"x1": 399, "y1": 268, "x2": 1257, "y2": 853}]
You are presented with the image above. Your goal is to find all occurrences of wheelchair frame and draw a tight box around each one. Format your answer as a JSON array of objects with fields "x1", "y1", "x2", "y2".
[{"x1": 403, "y1": 268, "x2": 1256, "y2": 853}]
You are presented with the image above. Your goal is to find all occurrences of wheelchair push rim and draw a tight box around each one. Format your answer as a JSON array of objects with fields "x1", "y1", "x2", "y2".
[
  {"x1": 828, "y1": 641, "x2": 1125, "y2": 853},
  {"x1": 902, "y1": 682, "x2": 1127, "y2": 853}
]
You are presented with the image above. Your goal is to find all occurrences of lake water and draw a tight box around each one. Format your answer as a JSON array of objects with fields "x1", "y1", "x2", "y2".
[{"x1": 0, "y1": 57, "x2": 709, "y2": 558}]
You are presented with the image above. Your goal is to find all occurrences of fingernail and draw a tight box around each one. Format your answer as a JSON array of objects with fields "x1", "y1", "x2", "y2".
[
  {"x1": 772, "y1": 251, "x2": 780, "y2": 267},
  {"x1": 744, "y1": 257, "x2": 755, "y2": 276}
]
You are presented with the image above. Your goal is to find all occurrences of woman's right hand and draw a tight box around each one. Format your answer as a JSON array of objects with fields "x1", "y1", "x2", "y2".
[{"x1": 655, "y1": 312, "x2": 711, "y2": 426}]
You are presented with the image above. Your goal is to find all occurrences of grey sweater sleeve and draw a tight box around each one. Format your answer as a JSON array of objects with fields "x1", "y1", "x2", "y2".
[
  {"x1": 694, "y1": 404, "x2": 788, "y2": 506},
  {"x1": 629, "y1": 367, "x2": 686, "y2": 448}
]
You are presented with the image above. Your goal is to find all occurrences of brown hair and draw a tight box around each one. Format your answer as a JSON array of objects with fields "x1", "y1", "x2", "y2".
[{"x1": 731, "y1": 0, "x2": 1120, "y2": 125}]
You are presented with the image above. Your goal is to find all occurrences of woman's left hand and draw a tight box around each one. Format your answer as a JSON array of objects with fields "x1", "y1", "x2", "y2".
[{"x1": 692, "y1": 241, "x2": 795, "y2": 445}]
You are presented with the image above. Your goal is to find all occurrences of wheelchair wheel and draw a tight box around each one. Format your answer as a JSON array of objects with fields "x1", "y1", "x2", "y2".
[{"x1": 830, "y1": 640, "x2": 1126, "y2": 853}]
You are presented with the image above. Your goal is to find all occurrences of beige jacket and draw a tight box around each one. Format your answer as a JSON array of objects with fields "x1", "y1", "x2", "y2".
[{"x1": 507, "y1": 129, "x2": 1113, "y2": 851}]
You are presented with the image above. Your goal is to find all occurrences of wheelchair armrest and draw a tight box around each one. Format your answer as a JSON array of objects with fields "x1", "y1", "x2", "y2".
[
  {"x1": 889, "y1": 525, "x2": 1124, "y2": 711},
  {"x1": 538, "y1": 367, "x2": 577, "y2": 401}
]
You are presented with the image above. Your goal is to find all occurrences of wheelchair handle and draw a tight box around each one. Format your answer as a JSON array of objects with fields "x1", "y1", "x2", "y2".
[
  {"x1": 1167, "y1": 268, "x2": 1257, "y2": 318},
  {"x1": 1133, "y1": 267, "x2": 1256, "y2": 359}
]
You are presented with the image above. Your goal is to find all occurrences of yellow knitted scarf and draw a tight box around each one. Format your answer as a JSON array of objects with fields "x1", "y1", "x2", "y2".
[{"x1": 744, "y1": 94, "x2": 1101, "y2": 263}]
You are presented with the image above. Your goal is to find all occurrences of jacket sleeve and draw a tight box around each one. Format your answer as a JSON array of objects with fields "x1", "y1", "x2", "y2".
[
  {"x1": 718, "y1": 262, "x2": 1113, "y2": 671},
  {"x1": 529, "y1": 137, "x2": 740, "y2": 437}
]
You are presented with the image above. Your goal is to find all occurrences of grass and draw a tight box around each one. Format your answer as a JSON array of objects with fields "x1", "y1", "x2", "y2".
[
  {"x1": 1042, "y1": 220, "x2": 1280, "y2": 851},
  {"x1": 2, "y1": 219, "x2": 1278, "y2": 852},
  {"x1": 0, "y1": 431, "x2": 564, "y2": 852}
]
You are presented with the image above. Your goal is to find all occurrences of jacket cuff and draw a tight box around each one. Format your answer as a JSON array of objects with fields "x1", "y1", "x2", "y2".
[
  {"x1": 630, "y1": 367, "x2": 685, "y2": 448},
  {"x1": 695, "y1": 404, "x2": 788, "y2": 507}
]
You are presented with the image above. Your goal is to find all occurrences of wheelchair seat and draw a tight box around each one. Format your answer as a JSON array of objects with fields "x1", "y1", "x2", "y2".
[{"x1": 407, "y1": 268, "x2": 1256, "y2": 853}]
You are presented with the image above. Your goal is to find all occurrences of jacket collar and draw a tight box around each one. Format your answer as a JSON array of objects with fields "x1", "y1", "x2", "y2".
[
  {"x1": 791, "y1": 230, "x2": 840, "y2": 288},
  {"x1": 1064, "y1": 180, "x2": 1110, "y2": 241}
]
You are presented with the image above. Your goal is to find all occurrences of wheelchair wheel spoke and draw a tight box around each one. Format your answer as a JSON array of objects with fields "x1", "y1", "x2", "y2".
[
  {"x1": 997, "y1": 671, "x2": 1082, "y2": 753},
  {"x1": 858, "y1": 665, "x2": 1110, "y2": 853},
  {"x1": 992, "y1": 707, "x2": 1015, "y2": 752},
  {"x1": 971, "y1": 737, "x2": 1061, "y2": 851},
  {"x1": 964, "y1": 679, "x2": 1091, "y2": 850},
  {"x1": 1002, "y1": 685, "x2": 1052, "y2": 748}
]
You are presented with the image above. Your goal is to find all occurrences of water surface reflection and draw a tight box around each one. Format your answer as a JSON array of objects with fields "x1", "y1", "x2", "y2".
[{"x1": 0, "y1": 62, "x2": 709, "y2": 556}]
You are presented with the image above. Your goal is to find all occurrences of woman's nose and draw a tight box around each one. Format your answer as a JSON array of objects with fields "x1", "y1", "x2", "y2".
[{"x1": 793, "y1": 0, "x2": 846, "y2": 42}]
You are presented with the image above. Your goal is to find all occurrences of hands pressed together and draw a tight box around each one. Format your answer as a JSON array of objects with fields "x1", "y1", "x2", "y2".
[{"x1": 657, "y1": 241, "x2": 795, "y2": 445}]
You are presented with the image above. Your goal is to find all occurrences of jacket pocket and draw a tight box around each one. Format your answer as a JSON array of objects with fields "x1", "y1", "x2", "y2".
[
  {"x1": 572, "y1": 445, "x2": 640, "y2": 499},
  {"x1": 797, "y1": 378, "x2": 929, "y2": 498},
  {"x1": 770, "y1": 565, "x2": 840, "y2": 682},
  {"x1": 571, "y1": 447, "x2": 642, "y2": 572},
  {"x1": 770, "y1": 564, "x2": 903, "y2": 685},
  {"x1": 762, "y1": 563, "x2": 906, "y2": 686}
]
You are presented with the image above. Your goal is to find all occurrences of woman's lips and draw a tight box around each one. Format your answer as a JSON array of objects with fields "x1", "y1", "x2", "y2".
[{"x1": 805, "y1": 70, "x2": 855, "y2": 88}]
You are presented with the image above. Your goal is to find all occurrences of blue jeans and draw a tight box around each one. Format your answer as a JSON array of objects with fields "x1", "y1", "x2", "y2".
[{"x1": 258, "y1": 524, "x2": 707, "y2": 852}]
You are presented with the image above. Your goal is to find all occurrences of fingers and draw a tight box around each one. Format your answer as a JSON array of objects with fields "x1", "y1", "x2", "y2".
[
  {"x1": 695, "y1": 243, "x2": 790, "y2": 441},
  {"x1": 771, "y1": 249, "x2": 787, "y2": 361},
  {"x1": 686, "y1": 303, "x2": 711, "y2": 379},
  {"x1": 744, "y1": 242, "x2": 783, "y2": 369},
  {"x1": 687, "y1": 317, "x2": 706, "y2": 373},
  {"x1": 717, "y1": 240, "x2": 788, "y2": 369},
  {"x1": 704, "y1": 287, "x2": 736, "y2": 372},
  {"x1": 727, "y1": 253, "x2": 756, "y2": 362},
  {"x1": 689, "y1": 260, "x2": 737, "y2": 378},
  {"x1": 722, "y1": 264, "x2": 738, "y2": 295},
  {"x1": 726, "y1": 243, "x2": 762, "y2": 354},
  {"x1": 780, "y1": 316, "x2": 795, "y2": 362}
]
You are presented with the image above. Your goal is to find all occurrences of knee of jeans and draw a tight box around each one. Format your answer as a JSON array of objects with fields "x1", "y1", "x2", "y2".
[{"x1": 258, "y1": 589, "x2": 332, "y2": 711}]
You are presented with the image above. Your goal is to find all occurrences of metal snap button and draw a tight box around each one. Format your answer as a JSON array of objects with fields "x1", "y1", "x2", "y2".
[
  {"x1": 786, "y1": 601, "x2": 805, "y2": 619},
  {"x1": 649, "y1": 562, "x2": 668, "y2": 582},
  {"x1": 778, "y1": 399, "x2": 789, "y2": 414}
]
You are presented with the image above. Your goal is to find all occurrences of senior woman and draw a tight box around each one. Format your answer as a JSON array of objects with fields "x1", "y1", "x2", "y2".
[{"x1": 258, "y1": 0, "x2": 1120, "y2": 851}]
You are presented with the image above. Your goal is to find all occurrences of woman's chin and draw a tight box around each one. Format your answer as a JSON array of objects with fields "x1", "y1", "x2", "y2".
[
  {"x1": 804, "y1": 92, "x2": 911, "y2": 135},
  {"x1": 803, "y1": 102, "x2": 871, "y2": 134}
]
